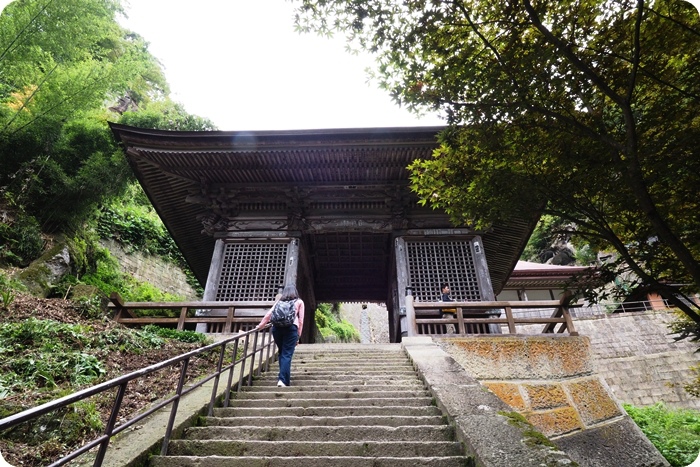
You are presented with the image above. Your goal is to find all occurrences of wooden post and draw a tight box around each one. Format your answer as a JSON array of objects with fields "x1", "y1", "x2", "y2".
[
  {"x1": 109, "y1": 292, "x2": 135, "y2": 320},
  {"x1": 561, "y1": 306, "x2": 579, "y2": 336},
  {"x1": 405, "y1": 289, "x2": 418, "y2": 337},
  {"x1": 225, "y1": 307, "x2": 234, "y2": 333},
  {"x1": 456, "y1": 307, "x2": 466, "y2": 335},
  {"x1": 177, "y1": 306, "x2": 188, "y2": 331},
  {"x1": 505, "y1": 306, "x2": 516, "y2": 334}
]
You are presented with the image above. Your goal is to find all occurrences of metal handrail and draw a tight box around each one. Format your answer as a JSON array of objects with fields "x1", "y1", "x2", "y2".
[{"x1": 0, "y1": 325, "x2": 276, "y2": 467}]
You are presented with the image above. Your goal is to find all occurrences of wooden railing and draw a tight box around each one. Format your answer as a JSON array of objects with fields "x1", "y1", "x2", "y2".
[
  {"x1": 406, "y1": 296, "x2": 579, "y2": 336},
  {"x1": 109, "y1": 293, "x2": 273, "y2": 333}
]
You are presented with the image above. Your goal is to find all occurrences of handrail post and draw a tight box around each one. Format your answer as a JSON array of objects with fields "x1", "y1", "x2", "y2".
[
  {"x1": 160, "y1": 357, "x2": 190, "y2": 456},
  {"x1": 237, "y1": 333, "x2": 251, "y2": 394},
  {"x1": 223, "y1": 336, "x2": 240, "y2": 408},
  {"x1": 208, "y1": 344, "x2": 228, "y2": 416},
  {"x1": 256, "y1": 329, "x2": 266, "y2": 377},
  {"x1": 248, "y1": 331, "x2": 260, "y2": 386},
  {"x1": 92, "y1": 382, "x2": 128, "y2": 467},
  {"x1": 265, "y1": 327, "x2": 276, "y2": 368},
  {"x1": 405, "y1": 287, "x2": 417, "y2": 337}
]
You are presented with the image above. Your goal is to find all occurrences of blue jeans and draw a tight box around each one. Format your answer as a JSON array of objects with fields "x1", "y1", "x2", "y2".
[{"x1": 271, "y1": 325, "x2": 298, "y2": 386}]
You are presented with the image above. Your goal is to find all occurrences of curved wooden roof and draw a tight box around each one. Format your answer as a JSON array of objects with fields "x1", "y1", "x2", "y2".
[{"x1": 109, "y1": 123, "x2": 536, "y2": 298}]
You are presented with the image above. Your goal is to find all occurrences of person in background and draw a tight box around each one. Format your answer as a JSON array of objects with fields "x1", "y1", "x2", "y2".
[
  {"x1": 441, "y1": 283, "x2": 453, "y2": 302},
  {"x1": 440, "y1": 282, "x2": 456, "y2": 334},
  {"x1": 256, "y1": 284, "x2": 305, "y2": 387}
]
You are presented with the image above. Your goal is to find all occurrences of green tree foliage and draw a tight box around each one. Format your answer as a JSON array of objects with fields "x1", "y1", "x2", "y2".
[
  {"x1": 520, "y1": 214, "x2": 599, "y2": 266},
  {"x1": 294, "y1": 0, "x2": 700, "y2": 320},
  {"x1": 0, "y1": 0, "x2": 168, "y2": 232},
  {"x1": 119, "y1": 99, "x2": 217, "y2": 132}
]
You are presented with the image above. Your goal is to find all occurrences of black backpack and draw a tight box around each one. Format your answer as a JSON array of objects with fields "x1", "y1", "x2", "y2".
[{"x1": 270, "y1": 299, "x2": 297, "y2": 328}]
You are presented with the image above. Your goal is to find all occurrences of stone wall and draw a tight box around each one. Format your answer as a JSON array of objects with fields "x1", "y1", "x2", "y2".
[
  {"x1": 340, "y1": 303, "x2": 390, "y2": 344},
  {"x1": 436, "y1": 336, "x2": 668, "y2": 467},
  {"x1": 505, "y1": 310, "x2": 700, "y2": 409},
  {"x1": 102, "y1": 240, "x2": 199, "y2": 300},
  {"x1": 574, "y1": 310, "x2": 700, "y2": 410}
]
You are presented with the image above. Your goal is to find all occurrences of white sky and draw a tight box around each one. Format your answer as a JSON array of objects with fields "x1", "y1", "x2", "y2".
[{"x1": 117, "y1": 0, "x2": 445, "y2": 131}]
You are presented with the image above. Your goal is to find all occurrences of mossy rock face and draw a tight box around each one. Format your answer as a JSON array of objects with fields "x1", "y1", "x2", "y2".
[{"x1": 17, "y1": 243, "x2": 72, "y2": 298}]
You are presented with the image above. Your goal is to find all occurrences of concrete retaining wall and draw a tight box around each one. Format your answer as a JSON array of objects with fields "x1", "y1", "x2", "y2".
[
  {"x1": 102, "y1": 239, "x2": 199, "y2": 300},
  {"x1": 514, "y1": 310, "x2": 700, "y2": 409},
  {"x1": 576, "y1": 311, "x2": 700, "y2": 409},
  {"x1": 436, "y1": 335, "x2": 669, "y2": 467}
]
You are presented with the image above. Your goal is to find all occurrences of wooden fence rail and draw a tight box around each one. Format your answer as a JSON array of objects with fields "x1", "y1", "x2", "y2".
[
  {"x1": 108, "y1": 293, "x2": 273, "y2": 333},
  {"x1": 109, "y1": 293, "x2": 578, "y2": 337},
  {"x1": 407, "y1": 297, "x2": 579, "y2": 336}
]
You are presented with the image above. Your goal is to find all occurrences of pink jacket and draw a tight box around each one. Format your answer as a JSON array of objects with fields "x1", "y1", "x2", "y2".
[{"x1": 258, "y1": 299, "x2": 305, "y2": 337}]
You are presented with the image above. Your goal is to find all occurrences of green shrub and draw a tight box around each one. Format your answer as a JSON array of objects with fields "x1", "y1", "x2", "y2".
[
  {"x1": 0, "y1": 318, "x2": 178, "y2": 394},
  {"x1": 315, "y1": 303, "x2": 359, "y2": 343},
  {"x1": 78, "y1": 250, "x2": 184, "y2": 303},
  {"x1": 624, "y1": 403, "x2": 700, "y2": 467},
  {"x1": 0, "y1": 213, "x2": 43, "y2": 267},
  {"x1": 73, "y1": 296, "x2": 105, "y2": 320},
  {"x1": 95, "y1": 186, "x2": 204, "y2": 297},
  {"x1": 142, "y1": 325, "x2": 209, "y2": 344}
]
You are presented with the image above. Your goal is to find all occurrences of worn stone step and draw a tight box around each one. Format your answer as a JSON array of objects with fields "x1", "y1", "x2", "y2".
[
  {"x1": 290, "y1": 368, "x2": 419, "y2": 376},
  {"x1": 150, "y1": 455, "x2": 472, "y2": 467},
  {"x1": 213, "y1": 405, "x2": 442, "y2": 418},
  {"x1": 203, "y1": 415, "x2": 446, "y2": 427},
  {"x1": 242, "y1": 383, "x2": 424, "y2": 392},
  {"x1": 293, "y1": 353, "x2": 410, "y2": 365},
  {"x1": 253, "y1": 375, "x2": 421, "y2": 386},
  {"x1": 235, "y1": 389, "x2": 430, "y2": 400},
  {"x1": 182, "y1": 425, "x2": 455, "y2": 442},
  {"x1": 292, "y1": 356, "x2": 409, "y2": 362},
  {"x1": 291, "y1": 361, "x2": 415, "y2": 371},
  {"x1": 165, "y1": 439, "x2": 464, "y2": 457},
  {"x1": 228, "y1": 397, "x2": 435, "y2": 408}
]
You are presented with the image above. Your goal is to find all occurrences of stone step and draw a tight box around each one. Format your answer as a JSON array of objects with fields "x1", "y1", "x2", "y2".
[
  {"x1": 291, "y1": 359, "x2": 412, "y2": 365},
  {"x1": 165, "y1": 439, "x2": 464, "y2": 457},
  {"x1": 292, "y1": 358, "x2": 413, "y2": 370},
  {"x1": 242, "y1": 383, "x2": 425, "y2": 392},
  {"x1": 235, "y1": 389, "x2": 431, "y2": 400},
  {"x1": 150, "y1": 455, "x2": 471, "y2": 467},
  {"x1": 202, "y1": 415, "x2": 445, "y2": 427},
  {"x1": 260, "y1": 370, "x2": 416, "y2": 378},
  {"x1": 252, "y1": 375, "x2": 421, "y2": 386},
  {"x1": 213, "y1": 405, "x2": 442, "y2": 418},
  {"x1": 229, "y1": 397, "x2": 435, "y2": 408},
  {"x1": 150, "y1": 346, "x2": 470, "y2": 467},
  {"x1": 182, "y1": 425, "x2": 455, "y2": 442},
  {"x1": 292, "y1": 356, "x2": 410, "y2": 362}
]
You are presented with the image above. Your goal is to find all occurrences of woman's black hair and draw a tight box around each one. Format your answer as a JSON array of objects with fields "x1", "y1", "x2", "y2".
[{"x1": 280, "y1": 284, "x2": 299, "y2": 301}]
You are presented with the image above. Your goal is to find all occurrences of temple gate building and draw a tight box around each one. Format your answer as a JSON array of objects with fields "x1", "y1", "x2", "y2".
[{"x1": 110, "y1": 124, "x2": 537, "y2": 342}]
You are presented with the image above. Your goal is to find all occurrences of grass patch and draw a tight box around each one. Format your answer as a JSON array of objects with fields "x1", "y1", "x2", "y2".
[{"x1": 624, "y1": 403, "x2": 700, "y2": 467}]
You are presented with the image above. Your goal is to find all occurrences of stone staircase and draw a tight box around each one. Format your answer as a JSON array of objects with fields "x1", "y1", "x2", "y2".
[{"x1": 150, "y1": 344, "x2": 473, "y2": 466}]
